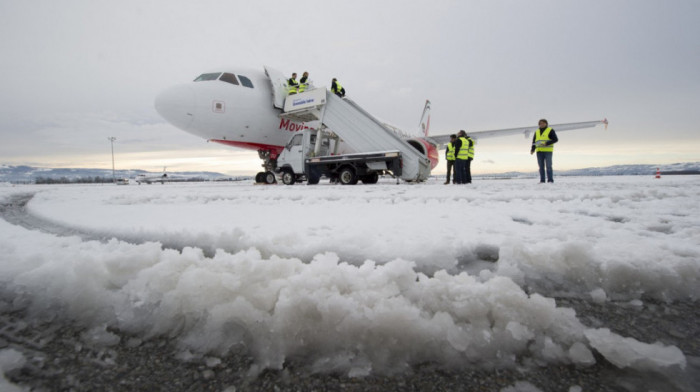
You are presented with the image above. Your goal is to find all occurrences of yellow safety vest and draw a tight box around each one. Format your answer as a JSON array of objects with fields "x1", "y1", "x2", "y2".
[
  {"x1": 446, "y1": 142, "x2": 455, "y2": 161},
  {"x1": 535, "y1": 127, "x2": 554, "y2": 152},
  {"x1": 467, "y1": 137, "x2": 475, "y2": 158},
  {"x1": 288, "y1": 78, "x2": 298, "y2": 94},
  {"x1": 332, "y1": 81, "x2": 343, "y2": 94},
  {"x1": 457, "y1": 137, "x2": 470, "y2": 160}
]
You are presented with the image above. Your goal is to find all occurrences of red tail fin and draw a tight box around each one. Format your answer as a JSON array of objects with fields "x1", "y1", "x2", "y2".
[{"x1": 418, "y1": 100, "x2": 431, "y2": 137}]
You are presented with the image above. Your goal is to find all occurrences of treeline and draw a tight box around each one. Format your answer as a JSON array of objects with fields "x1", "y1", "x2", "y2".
[
  {"x1": 662, "y1": 170, "x2": 700, "y2": 175},
  {"x1": 34, "y1": 176, "x2": 118, "y2": 184}
]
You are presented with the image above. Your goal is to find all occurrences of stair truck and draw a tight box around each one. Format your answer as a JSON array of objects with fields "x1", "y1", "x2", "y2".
[{"x1": 274, "y1": 128, "x2": 402, "y2": 185}]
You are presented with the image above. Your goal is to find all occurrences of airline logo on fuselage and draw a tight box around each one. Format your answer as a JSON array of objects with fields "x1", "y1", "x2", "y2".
[{"x1": 279, "y1": 118, "x2": 309, "y2": 132}]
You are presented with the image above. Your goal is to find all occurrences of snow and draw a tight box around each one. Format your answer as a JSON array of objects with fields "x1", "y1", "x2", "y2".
[
  {"x1": 1, "y1": 175, "x2": 698, "y2": 377},
  {"x1": 0, "y1": 349, "x2": 26, "y2": 392}
]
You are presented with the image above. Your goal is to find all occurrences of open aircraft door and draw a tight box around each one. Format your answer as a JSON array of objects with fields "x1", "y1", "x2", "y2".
[{"x1": 264, "y1": 66, "x2": 288, "y2": 109}]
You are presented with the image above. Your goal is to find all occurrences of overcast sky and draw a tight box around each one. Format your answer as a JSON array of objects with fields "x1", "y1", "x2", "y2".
[{"x1": 1, "y1": 0, "x2": 699, "y2": 175}]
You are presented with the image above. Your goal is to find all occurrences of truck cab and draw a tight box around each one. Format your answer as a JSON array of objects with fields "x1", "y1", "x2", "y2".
[{"x1": 275, "y1": 129, "x2": 336, "y2": 184}]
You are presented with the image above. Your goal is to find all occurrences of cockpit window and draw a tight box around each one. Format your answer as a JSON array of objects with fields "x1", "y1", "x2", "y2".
[
  {"x1": 238, "y1": 75, "x2": 254, "y2": 88},
  {"x1": 219, "y1": 73, "x2": 239, "y2": 85},
  {"x1": 194, "y1": 73, "x2": 221, "y2": 82}
]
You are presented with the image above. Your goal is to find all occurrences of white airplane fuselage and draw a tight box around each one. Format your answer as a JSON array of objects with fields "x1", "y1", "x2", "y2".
[{"x1": 155, "y1": 68, "x2": 322, "y2": 162}]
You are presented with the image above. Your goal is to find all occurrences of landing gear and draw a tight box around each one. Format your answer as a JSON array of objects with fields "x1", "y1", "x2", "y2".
[
  {"x1": 264, "y1": 171, "x2": 276, "y2": 184},
  {"x1": 256, "y1": 149, "x2": 278, "y2": 184}
]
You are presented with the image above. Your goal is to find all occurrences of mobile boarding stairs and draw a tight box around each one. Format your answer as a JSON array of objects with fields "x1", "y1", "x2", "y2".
[{"x1": 265, "y1": 68, "x2": 431, "y2": 182}]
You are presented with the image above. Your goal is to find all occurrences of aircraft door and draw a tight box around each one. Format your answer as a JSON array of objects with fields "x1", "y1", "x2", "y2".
[{"x1": 264, "y1": 66, "x2": 288, "y2": 109}]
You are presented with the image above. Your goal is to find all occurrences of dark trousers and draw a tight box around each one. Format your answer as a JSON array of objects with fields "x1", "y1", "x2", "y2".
[
  {"x1": 455, "y1": 159, "x2": 466, "y2": 184},
  {"x1": 536, "y1": 151, "x2": 554, "y2": 182},
  {"x1": 465, "y1": 158, "x2": 472, "y2": 184},
  {"x1": 445, "y1": 160, "x2": 455, "y2": 183}
]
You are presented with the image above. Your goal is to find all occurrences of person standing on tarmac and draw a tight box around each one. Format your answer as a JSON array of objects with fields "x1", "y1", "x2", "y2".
[
  {"x1": 444, "y1": 134, "x2": 457, "y2": 184},
  {"x1": 453, "y1": 130, "x2": 468, "y2": 184},
  {"x1": 288, "y1": 73, "x2": 299, "y2": 95},
  {"x1": 455, "y1": 130, "x2": 474, "y2": 184},
  {"x1": 463, "y1": 132, "x2": 475, "y2": 184},
  {"x1": 530, "y1": 118, "x2": 558, "y2": 183},
  {"x1": 299, "y1": 71, "x2": 309, "y2": 93},
  {"x1": 331, "y1": 78, "x2": 345, "y2": 97}
]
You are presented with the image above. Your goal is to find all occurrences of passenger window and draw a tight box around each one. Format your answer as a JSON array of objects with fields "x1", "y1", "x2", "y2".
[
  {"x1": 194, "y1": 73, "x2": 221, "y2": 82},
  {"x1": 238, "y1": 75, "x2": 254, "y2": 88},
  {"x1": 219, "y1": 73, "x2": 239, "y2": 85}
]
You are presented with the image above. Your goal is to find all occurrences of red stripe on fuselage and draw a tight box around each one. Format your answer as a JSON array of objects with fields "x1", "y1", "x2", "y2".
[{"x1": 210, "y1": 139, "x2": 284, "y2": 159}]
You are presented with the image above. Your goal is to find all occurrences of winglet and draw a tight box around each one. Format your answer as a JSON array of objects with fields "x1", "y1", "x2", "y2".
[
  {"x1": 603, "y1": 118, "x2": 609, "y2": 130},
  {"x1": 418, "y1": 100, "x2": 431, "y2": 137}
]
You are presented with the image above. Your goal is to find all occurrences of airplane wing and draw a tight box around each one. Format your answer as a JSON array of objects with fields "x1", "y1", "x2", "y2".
[{"x1": 426, "y1": 119, "x2": 608, "y2": 147}]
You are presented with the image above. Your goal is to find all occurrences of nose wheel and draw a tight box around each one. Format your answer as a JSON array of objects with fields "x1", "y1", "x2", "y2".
[
  {"x1": 256, "y1": 171, "x2": 277, "y2": 184},
  {"x1": 256, "y1": 149, "x2": 278, "y2": 184}
]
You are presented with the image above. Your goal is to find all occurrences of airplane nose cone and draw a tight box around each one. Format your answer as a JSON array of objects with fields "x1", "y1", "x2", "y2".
[{"x1": 154, "y1": 84, "x2": 195, "y2": 130}]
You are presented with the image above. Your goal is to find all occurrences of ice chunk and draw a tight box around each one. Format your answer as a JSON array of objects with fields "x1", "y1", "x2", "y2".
[
  {"x1": 568, "y1": 342, "x2": 595, "y2": 366},
  {"x1": 589, "y1": 288, "x2": 607, "y2": 304},
  {"x1": 584, "y1": 328, "x2": 686, "y2": 370}
]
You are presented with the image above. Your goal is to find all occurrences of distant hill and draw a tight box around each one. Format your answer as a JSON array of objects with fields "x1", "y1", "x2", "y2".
[
  {"x1": 0, "y1": 165, "x2": 245, "y2": 184},
  {"x1": 475, "y1": 162, "x2": 700, "y2": 179}
]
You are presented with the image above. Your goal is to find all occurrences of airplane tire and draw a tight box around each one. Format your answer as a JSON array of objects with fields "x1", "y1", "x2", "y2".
[
  {"x1": 264, "y1": 171, "x2": 276, "y2": 184},
  {"x1": 281, "y1": 169, "x2": 295, "y2": 185},
  {"x1": 361, "y1": 172, "x2": 379, "y2": 184},
  {"x1": 255, "y1": 172, "x2": 265, "y2": 183},
  {"x1": 338, "y1": 167, "x2": 357, "y2": 185}
]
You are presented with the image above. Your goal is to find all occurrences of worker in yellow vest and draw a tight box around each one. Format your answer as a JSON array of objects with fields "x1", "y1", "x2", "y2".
[
  {"x1": 299, "y1": 71, "x2": 309, "y2": 93},
  {"x1": 455, "y1": 130, "x2": 475, "y2": 184},
  {"x1": 331, "y1": 78, "x2": 345, "y2": 97},
  {"x1": 454, "y1": 130, "x2": 472, "y2": 184},
  {"x1": 287, "y1": 73, "x2": 299, "y2": 95},
  {"x1": 464, "y1": 132, "x2": 474, "y2": 184},
  {"x1": 444, "y1": 134, "x2": 457, "y2": 184},
  {"x1": 530, "y1": 118, "x2": 559, "y2": 183}
]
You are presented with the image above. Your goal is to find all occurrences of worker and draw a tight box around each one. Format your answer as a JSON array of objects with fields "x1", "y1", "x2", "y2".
[
  {"x1": 288, "y1": 73, "x2": 299, "y2": 95},
  {"x1": 444, "y1": 134, "x2": 457, "y2": 184},
  {"x1": 299, "y1": 71, "x2": 309, "y2": 93},
  {"x1": 454, "y1": 130, "x2": 468, "y2": 184},
  {"x1": 454, "y1": 130, "x2": 474, "y2": 184},
  {"x1": 530, "y1": 118, "x2": 558, "y2": 183},
  {"x1": 331, "y1": 78, "x2": 345, "y2": 98},
  {"x1": 464, "y1": 132, "x2": 475, "y2": 184}
]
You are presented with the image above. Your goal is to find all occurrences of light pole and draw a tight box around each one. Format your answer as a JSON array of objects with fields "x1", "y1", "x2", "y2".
[{"x1": 108, "y1": 137, "x2": 116, "y2": 183}]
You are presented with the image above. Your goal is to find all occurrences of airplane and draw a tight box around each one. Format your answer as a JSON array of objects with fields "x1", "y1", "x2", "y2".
[
  {"x1": 134, "y1": 167, "x2": 188, "y2": 184},
  {"x1": 154, "y1": 66, "x2": 608, "y2": 184}
]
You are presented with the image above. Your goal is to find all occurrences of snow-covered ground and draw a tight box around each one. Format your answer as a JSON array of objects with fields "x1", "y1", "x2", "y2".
[{"x1": 1, "y1": 176, "x2": 698, "y2": 385}]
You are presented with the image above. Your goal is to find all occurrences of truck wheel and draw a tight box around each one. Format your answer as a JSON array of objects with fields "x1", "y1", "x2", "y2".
[
  {"x1": 281, "y1": 169, "x2": 295, "y2": 185},
  {"x1": 264, "y1": 171, "x2": 276, "y2": 184},
  {"x1": 361, "y1": 172, "x2": 379, "y2": 184},
  {"x1": 307, "y1": 175, "x2": 320, "y2": 185},
  {"x1": 338, "y1": 167, "x2": 357, "y2": 185},
  {"x1": 307, "y1": 167, "x2": 321, "y2": 185}
]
